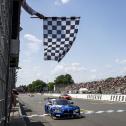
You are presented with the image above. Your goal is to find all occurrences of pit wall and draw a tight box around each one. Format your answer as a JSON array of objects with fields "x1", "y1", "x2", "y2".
[{"x1": 43, "y1": 93, "x2": 126, "y2": 102}]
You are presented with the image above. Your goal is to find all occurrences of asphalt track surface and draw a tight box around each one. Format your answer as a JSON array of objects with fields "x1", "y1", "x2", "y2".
[{"x1": 19, "y1": 94, "x2": 126, "y2": 126}]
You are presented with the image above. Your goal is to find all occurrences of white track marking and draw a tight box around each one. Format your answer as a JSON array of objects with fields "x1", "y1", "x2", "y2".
[
  {"x1": 85, "y1": 111, "x2": 94, "y2": 114},
  {"x1": 27, "y1": 114, "x2": 47, "y2": 118},
  {"x1": 106, "y1": 110, "x2": 114, "y2": 113},
  {"x1": 116, "y1": 110, "x2": 125, "y2": 112},
  {"x1": 20, "y1": 109, "x2": 126, "y2": 118},
  {"x1": 95, "y1": 111, "x2": 104, "y2": 114}
]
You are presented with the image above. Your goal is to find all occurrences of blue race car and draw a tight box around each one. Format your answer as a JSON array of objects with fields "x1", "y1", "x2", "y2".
[{"x1": 44, "y1": 98, "x2": 80, "y2": 119}]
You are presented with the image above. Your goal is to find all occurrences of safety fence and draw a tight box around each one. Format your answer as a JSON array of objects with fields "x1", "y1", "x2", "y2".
[{"x1": 43, "y1": 93, "x2": 126, "y2": 103}]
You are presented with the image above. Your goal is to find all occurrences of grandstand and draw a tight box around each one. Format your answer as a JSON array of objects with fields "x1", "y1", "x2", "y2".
[{"x1": 65, "y1": 76, "x2": 126, "y2": 94}]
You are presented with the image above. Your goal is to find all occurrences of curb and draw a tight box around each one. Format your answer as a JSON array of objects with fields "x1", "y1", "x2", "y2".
[{"x1": 18, "y1": 102, "x2": 27, "y2": 126}]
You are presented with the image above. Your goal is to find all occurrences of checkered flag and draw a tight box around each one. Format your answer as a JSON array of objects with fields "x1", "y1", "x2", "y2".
[{"x1": 43, "y1": 17, "x2": 80, "y2": 62}]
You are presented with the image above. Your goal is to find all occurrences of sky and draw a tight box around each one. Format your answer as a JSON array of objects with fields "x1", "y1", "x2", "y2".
[{"x1": 17, "y1": 0, "x2": 126, "y2": 86}]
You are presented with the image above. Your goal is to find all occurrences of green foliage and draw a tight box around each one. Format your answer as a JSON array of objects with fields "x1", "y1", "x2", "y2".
[
  {"x1": 27, "y1": 80, "x2": 46, "y2": 92},
  {"x1": 48, "y1": 82, "x2": 55, "y2": 91},
  {"x1": 27, "y1": 84, "x2": 33, "y2": 92},
  {"x1": 54, "y1": 74, "x2": 74, "y2": 85},
  {"x1": 105, "y1": 77, "x2": 114, "y2": 81},
  {"x1": 22, "y1": 74, "x2": 74, "y2": 92}
]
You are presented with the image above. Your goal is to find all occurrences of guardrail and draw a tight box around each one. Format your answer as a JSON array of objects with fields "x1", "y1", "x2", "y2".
[{"x1": 43, "y1": 93, "x2": 126, "y2": 102}]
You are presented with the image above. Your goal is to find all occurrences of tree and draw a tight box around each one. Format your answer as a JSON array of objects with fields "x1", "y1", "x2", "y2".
[
  {"x1": 54, "y1": 74, "x2": 74, "y2": 85},
  {"x1": 64, "y1": 74, "x2": 74, "y2": 85},
  {"x1": 105, "y1": 77, "x2": 114, "y2": 82},
  {"x1": 27, "y1": 80, "x2": 46, "y2": 92},
  {"x1": 48, "y1": 82, "x2": 55, "y2": 91},
  {"x1": 27, "y1": 84, "x2": 34, "y2": 92}
]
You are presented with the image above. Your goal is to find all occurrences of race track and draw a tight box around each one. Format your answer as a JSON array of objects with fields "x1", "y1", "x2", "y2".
[{"x1": 18, "y1": 94, "x2": 126, "y2": 126}]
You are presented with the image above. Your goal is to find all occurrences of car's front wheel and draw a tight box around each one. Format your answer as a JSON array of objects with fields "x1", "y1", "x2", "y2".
[{"x1": 51, "y1": 113, "x2": 57, "y2": 120}]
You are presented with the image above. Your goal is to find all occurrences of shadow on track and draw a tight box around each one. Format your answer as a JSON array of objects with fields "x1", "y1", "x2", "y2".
[
  {"x1": 20, "y1": 103, "x2": 46, "y2": 126},
  {"x1": 29, "y1": 122, "x2": 44, "y2": 126}
]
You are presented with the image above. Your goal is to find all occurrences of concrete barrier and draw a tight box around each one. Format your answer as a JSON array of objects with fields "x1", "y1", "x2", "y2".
[
  {"x1": 44, "y1": 93, "x2": 126, "y2": 102},
  {"x1": 87, "y1": 94, "x2": 102, "y2": 100},
  {"x1": 110, "y1": 95, "x2": 126, "y2": 102}
]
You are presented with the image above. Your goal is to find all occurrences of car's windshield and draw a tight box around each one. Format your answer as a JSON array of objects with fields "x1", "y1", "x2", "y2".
[{"x1": 55, "y1": 99, "x2": 69, "y2": 105}]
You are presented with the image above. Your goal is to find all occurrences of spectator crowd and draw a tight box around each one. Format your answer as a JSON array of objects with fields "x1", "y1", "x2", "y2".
[{"x1": 65, "y1": 76, "x2": 126, "y2": 94}]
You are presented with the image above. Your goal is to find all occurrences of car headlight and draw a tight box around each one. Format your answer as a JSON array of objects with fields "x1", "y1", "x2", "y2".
[
  {"x1": 54, "y1": 108, "x2": 62, "y2": 113},
  {"x1": 74, "y1": 109, "x2": 80, "y2": 113}
]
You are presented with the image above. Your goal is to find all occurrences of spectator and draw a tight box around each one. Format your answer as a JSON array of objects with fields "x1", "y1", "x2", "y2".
[
  {"x1": 65, "y1": 75, "x2": 126, "y2": 94},
  {"x1": 11, "y1": 89, "x2": 19, "y2": 107}
]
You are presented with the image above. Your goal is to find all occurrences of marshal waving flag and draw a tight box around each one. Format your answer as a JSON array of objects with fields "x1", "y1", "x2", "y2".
[{"x1": 43, "y1": 17, "x2": 80, "y2": 62}]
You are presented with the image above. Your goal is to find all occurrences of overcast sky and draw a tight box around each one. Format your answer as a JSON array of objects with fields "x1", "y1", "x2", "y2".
[{"x1": 17, "y1": 0, "x2": 126, "y2": 86}]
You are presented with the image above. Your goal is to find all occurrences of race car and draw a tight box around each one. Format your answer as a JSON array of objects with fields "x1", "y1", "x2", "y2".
[
  {"x1": 44, "y1": 98, "x2": 80, "y2": 119},
  {"x1": 59, "y1": 94, "x2": 72, "y2": 100}
]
